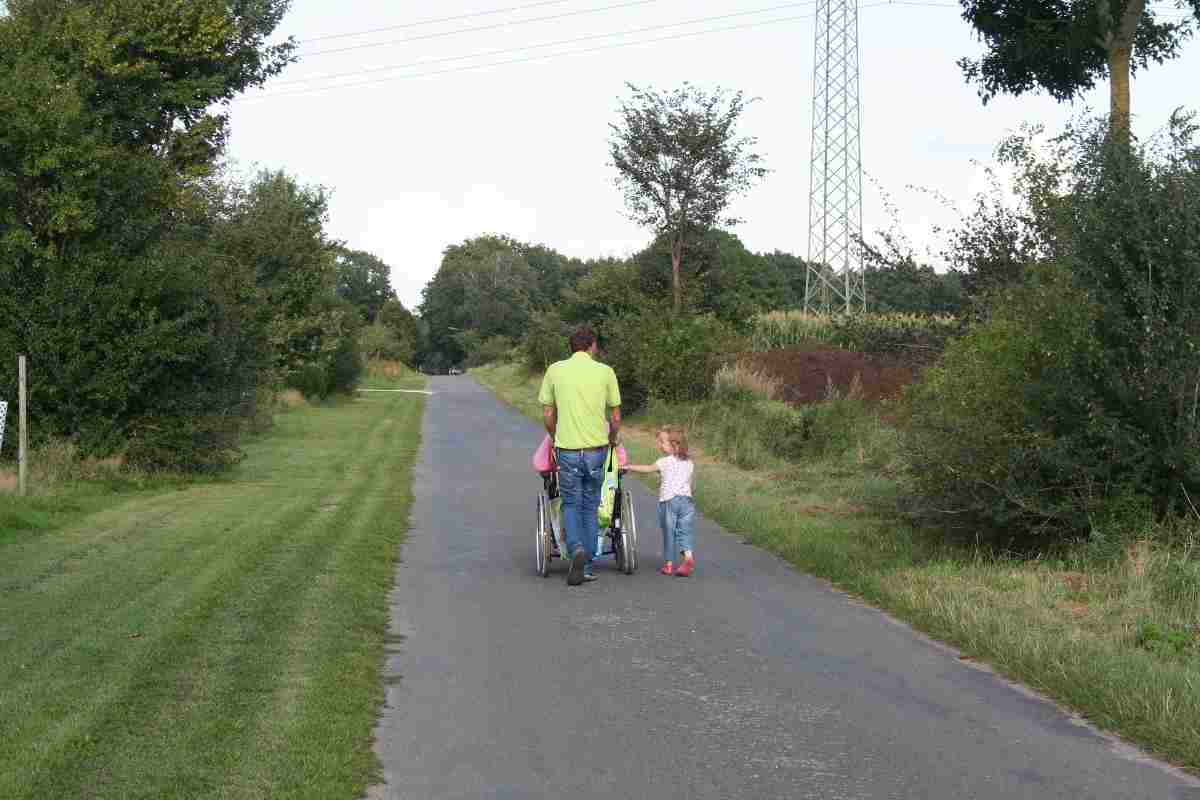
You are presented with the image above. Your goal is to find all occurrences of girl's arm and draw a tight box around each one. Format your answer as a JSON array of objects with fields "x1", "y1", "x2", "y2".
[{"x1": 625, "y1": 463, "x2": 658, "y2": 474}]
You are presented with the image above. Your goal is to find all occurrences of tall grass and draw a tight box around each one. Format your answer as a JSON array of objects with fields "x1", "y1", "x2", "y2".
[
  {"x1": 751, "y1": 310, "x2": 964, "y2": 355},
  {"x1": 365, "y1": 359, "x2": 419, "y2": 381},
  {"x1": 712, "y1": 362, "x2": 783, "y2": 403}
]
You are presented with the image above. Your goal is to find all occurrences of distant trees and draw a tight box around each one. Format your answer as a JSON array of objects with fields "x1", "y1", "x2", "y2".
[
  {"x1": 609, "y1": 83, "x2": 768, "y2": 314},
  {"x1": 957, "y1": 0, "x2": 1199, "y2": 141},
  {"x1": 419, "y1": 235, "x2": 581, "y2": 368}
]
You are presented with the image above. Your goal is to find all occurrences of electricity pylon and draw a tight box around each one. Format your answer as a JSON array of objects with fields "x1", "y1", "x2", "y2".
[{"x1": 805, "y1": 0, "x2": 866, "y2": 314}]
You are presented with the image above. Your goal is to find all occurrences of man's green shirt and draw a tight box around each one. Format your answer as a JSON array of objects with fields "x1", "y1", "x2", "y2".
[{"x1": 538, "y1": 352, "x2": 621, "y2": 449}]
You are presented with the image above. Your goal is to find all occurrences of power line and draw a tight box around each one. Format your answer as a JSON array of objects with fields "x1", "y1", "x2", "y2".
[
  {"x1": 297, "y1": 0, "x2": 576, "y2": 44},
  {"x1": 294, "y1": 0, "x2": 1191, "y2": 50},
  {"x1": 299, "y1": 0, "x2": 670, "y2": 58},
  {"x1": 236, "y1": 2, "x2": 965, "y2": 103},
  {"x1": 275, "y1": 2, "x2": 817, "y2": 88},
  {"x1": 243, "y1": 15, "x2": 812, "y2": 101}
]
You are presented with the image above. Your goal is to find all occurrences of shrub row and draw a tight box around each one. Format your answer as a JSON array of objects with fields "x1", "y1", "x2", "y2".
[{"x1": 902, "y1": 118, "x2": 1200, "y2": 548}]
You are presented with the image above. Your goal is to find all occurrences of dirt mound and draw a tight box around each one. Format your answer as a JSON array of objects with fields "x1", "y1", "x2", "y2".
[{"x1": 744, "y1": 345, "x2": 923, "y2": 406}]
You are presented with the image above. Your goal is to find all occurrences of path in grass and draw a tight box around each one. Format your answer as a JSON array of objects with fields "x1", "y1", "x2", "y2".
[
  {"x1": 0, "y1": 381, "x2": 424, "y2": 800},
  {"x1": 369, "y1": 374, "x2": 1197, "y2": 799}
]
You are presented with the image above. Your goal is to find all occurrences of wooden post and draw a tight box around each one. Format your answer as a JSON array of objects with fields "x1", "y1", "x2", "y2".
[{"x1": 18, "y1": 355, "x2": 27, "y2": 497}]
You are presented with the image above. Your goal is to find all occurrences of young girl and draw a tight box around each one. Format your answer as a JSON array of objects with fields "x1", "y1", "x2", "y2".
[{"x1": 627, "y1": 426, "x2": 696, "y2": 577}]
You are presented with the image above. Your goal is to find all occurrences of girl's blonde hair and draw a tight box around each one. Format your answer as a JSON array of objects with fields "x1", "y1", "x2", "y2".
[{"x1": 658, "y1": 425, "x2": 689, "y2": 460}]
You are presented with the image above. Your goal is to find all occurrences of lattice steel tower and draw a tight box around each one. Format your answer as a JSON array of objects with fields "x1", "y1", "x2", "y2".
[{"x1": 805, "y1": 0, "x2": 866, "y2": 313}]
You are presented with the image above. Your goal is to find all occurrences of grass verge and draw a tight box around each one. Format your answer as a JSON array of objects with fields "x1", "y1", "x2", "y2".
[
  {"x1": 472, "y1": 360, "x2": 1200, "y2": 775},
  {"x1": 0, "y1": 375, "x2": 425, "y2": 799}
]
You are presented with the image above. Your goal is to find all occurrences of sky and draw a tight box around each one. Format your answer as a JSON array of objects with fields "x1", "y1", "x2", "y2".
[{"x1": 226, "y1": 0, "x2": 1200, "y2": 310}]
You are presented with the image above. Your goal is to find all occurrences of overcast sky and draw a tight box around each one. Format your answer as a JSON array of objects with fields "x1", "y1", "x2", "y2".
[{"x1": 226, "y1": 0, "x2": 1200, "y2": 310}]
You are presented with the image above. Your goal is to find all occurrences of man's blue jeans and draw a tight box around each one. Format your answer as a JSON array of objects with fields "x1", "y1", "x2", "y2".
[{"x1": 556, "y1": 447, "x2": 607, "y2": 570}]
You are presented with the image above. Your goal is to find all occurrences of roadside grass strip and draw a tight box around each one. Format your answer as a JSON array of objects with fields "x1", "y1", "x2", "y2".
[
  {"x1": 471, "y1": 361, "x2": 1200, "y2": 774},
  {"x1": 0, "y1": 379, "x2": 425, "y2": 799}
]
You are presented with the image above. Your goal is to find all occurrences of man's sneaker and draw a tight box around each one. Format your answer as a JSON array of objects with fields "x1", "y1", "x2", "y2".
[
  {"x1": 567, "y1": 548, "x2": 587, "y2": 586},
  {"x1": 675, "y1": 555, "x2": 695, "y2": 578},
  {"x1": 583, "y1": 570, "x2": 599, "y2": 583}
]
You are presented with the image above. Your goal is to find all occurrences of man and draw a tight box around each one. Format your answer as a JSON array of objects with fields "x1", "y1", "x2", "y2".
[{"x1": 538, "y1": 326, "x2": 621, "y2": 586}]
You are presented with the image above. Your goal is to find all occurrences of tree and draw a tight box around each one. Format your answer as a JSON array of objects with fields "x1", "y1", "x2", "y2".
[
  {"x1": 958, "y1": 0, "x2": 1198, "y2": 142},
  {"x1": 631, "y1": 230, "x2": 793, "y2": 324},
  {"x1": 335, "y1": 247, "x2": 395, "y2": 323},
  {"x1": 0, "y1": 0, "x2": 293, "y2": 467},
  {"x1": 561, "y1": 258, "x2": 653, "y2": 324},
  {"x1": 377, "y1": 297, "x2": 420, "y2": 365},
  {"x1": 418, "y1": 236, "x2": 537, "y2": 365},
  {"x1": 609, "y1": 83, "x2": 767, "y2": 314}
]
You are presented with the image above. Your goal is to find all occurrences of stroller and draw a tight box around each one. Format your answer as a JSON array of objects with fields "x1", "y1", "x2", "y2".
[{"x1": 532, "y1": 438, "x2": 639, "y2": 577}]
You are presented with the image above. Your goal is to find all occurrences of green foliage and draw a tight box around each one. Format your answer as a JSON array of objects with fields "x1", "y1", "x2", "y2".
[
  {"x1": 957, "y1": 0, "x2": 1196, "y2": 128},
  {"x1": 601, "y1": 313, "x2": 740, "y2": 412},
  {"x1": 904, "y1": 116, "x2": 1200, "y2": 544},
  {"x1": 1134, "y1": 621, "x2": 1197, "y2": 659},
  {"x1": 279, "y1": 294, "x2": 364, "y2": 399},
  {"x1": 0, "y1": 0, "x2": 293, "y2": 469},
  {"x1": 561, "y1": 258, "x2": 654, "y2": 324},
  {"x1": 377, "y1": 298, "x2": 420, "y2": 366},
  {"x1": 419, "y1": 235, "x2": 538, "y2": 365},
  {"x1": 461, "y1": 335, "x2": 515, "y2": 368},
  {"x1": 861, "y1": 233, "x2": 966, "y2": 315},
  {"x1": 523, "y1": 311, "x2": 570, "y2": 373},
  {"x1": 360, "y1": 321, "x2": 404, "y2": 362},
  {"x1": 335, "y1": 248, "x2": 395, "y2": 323},
  {"x1": 631, "y1": 230, "x2": 806, "y2": 326}
]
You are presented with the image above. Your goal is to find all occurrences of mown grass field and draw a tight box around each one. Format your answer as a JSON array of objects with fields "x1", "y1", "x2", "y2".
[
  {"x1": 472, "y1": 361, "x2": 1200, "y2": 775},
  {"x1": 0, "y1": 377, "x2": 424, "y2": 799}
]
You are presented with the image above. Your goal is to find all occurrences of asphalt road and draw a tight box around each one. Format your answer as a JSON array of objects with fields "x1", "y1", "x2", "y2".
[{"x1": 368, "y1": 376, "x2": 1198, "y2": 800}]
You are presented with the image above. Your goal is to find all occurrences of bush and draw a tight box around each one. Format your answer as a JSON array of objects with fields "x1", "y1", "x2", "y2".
[
  {"x1": 602, "y1": 313, "x2": 740, "y2": 413},
  {"x1": 360, "y1": 321, "x2": 411, "y2": 363},
  {"x1": 903, "y1": 115, "x2": 1200, "y2": 546},
  {"x1": 464, "y1": 335, "x2": 515, "y2": 368}
]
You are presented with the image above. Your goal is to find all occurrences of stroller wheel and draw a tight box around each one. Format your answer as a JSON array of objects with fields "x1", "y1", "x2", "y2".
[
  {"x1": 535, "y1": 492, "x2": 552, "y2": 578},
  {"x1": 620, "y1": 490, "x2": 637, "y2": 574}
]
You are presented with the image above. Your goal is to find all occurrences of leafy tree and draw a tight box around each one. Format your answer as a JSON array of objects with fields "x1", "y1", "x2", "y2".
[
  {"x1": 0, "y1": 0, "x2": 293, "y2": 467},
  {"x1": 523, "y1": 310, "x2": 570, "y2": 373},
  {"x1": 957, "y1": 0, "x2": 1198, "y2": 141},
  {"x1": 218, "y1": 170, "x2": 340, "y2": 386},
  {"x1": 524, "y1": 245, "x2": 584, "y2": 310},
  {"x1": 562, "y1": 258, "x2": 656, "y2": 324},
  {"x1": 377, "y1": 297, "x2": 420, "y2": 365},
  {"x1": 609, "y1": 82, "x2": 768, "y2": 314},
  {"x1": 629, "y1": 230, "x2": 806, "y2": 324},
  {"x1": 335, "y1": 247, "x2": 395, "y2": 323},
  {"x1": 418, "y1": 235, "x2": 537, "y2": 365},
  {"x1": 761, "y1": 250, "x2": 810, "y2": 309}
]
